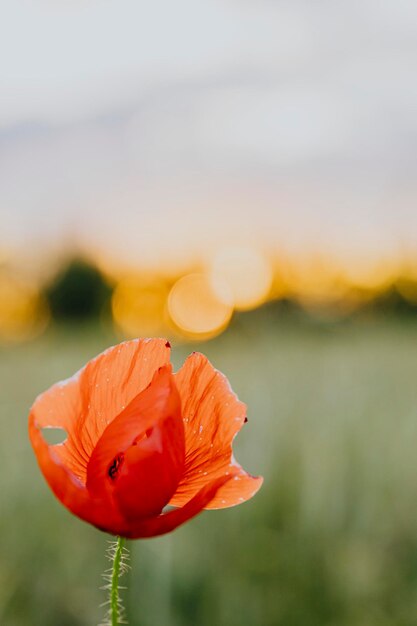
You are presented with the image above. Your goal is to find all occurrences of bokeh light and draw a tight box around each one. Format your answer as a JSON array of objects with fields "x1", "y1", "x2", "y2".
[
  {"x1": 0, "y1": 273, "x2": 49, "y2": 342},
  {"x1": 209, "y1": 246, "x2": 273, "y2": 311},
  {"x1": 112, "y1": 276, "x2": 170, "y2": 337},
  {"x1": 168, "y1": 273, "x2": 233, "y2": 339},
  {"x1": 340, "y1": 256, "x2": 400, "y2": 293},
  {"x1": 283, "y1": 257, "x2": 351, "y2": 314}
]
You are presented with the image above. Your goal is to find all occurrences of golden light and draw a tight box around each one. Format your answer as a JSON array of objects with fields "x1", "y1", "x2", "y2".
[
  {"x1": 209, "y1": 246, "x2": 273, "y2": 311},
  {"x1": 340, "y1": 257, "x2": 399, "y2": 292},
  {"x1": 0, "y1": 274, "x2": 49, "y2": 342},
  {"x1": 168, "y1": 273, "x2": 233, "y2": 339},
  {"x1": 112, "y1": 277, "x2": 170, "y2": 337},
  {"x1": 284, "y1": 256, "x2": 350, "y2": 312},
  {"x1": 395, "y1": 263, "x2": 417, "y2": 304}
]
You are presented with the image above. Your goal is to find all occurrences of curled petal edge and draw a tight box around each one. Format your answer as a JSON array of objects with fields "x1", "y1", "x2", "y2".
[{"x1": 203, "y1": 472, "x2": 264, "y2": 510}]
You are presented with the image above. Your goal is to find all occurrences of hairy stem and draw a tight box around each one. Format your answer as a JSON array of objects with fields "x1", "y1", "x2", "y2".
[{"x1": 110, "y1": 537, "x2": 127, "y2": 626}]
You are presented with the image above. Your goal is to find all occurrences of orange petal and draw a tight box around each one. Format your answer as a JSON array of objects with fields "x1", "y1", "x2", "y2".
[
  {"x1": 199, "y1": 472, "x2": 263, "y2": 509},
  {"x1": 28, "y1": 414, "x2": 125, "y2": 531},
  {"x1": 29, "y1": 338, "x2": 171, "y2": 483},
  {"x1": 87, "y1": 366, "x2": 185, "y2": 520},
  {"x1": 120, "y1": 474, "x2": 234, "y2": 539},
  {"x1": 29, "y1": 373, "x2": 87, "y2": 481},
  {"x1": 170, "y1": 352, "x2": 262, "y2": 509}
]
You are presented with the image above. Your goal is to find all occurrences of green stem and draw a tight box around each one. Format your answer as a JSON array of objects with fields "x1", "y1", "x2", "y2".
[{"x1": 110, "y1": 536, "x2": 126, "y2": 626}]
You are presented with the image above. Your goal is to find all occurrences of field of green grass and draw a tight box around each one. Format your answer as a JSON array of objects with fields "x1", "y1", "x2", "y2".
[{"x1": 1, "y1": 314, "x2": 417, "y2": 625}]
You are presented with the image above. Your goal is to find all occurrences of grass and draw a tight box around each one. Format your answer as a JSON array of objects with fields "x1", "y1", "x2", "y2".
[{"x1": 1, "y1": 313, "x2": 417, "y2": 625}]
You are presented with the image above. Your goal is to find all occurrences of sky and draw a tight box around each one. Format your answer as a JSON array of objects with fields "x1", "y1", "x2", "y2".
[{"x1": 1, "y1": 0, "x2": 417, "y2": 272}]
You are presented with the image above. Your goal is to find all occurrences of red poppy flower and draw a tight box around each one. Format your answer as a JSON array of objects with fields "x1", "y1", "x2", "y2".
[{"x1": 29, "y1": 339, "x2": 262, "y2": 538}]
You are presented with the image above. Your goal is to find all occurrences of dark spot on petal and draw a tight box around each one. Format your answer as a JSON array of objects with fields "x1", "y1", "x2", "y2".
[
  {"x1": 108, "y1": 453, "x2": 124, "y2": 480},
  {"x1": 165, "y1": 341, "x2": 171, "y2": 348},
  {"x1": 244, "y1": 416, "x2": 248, "y2": 423}
]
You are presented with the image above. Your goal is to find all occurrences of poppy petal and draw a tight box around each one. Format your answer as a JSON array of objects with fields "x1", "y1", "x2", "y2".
[
  {"x1": 29, "y1": 373, "x2": 87, "y2": 481},
  {"x1": 29, "y1": 338, "x2": 171, "y2": 484},
  {"x1": 87, "y1": 365, "x2": 185, "y2": 521},
  {"x1": 171, "y1": 352, "x2": 262, "y2": 509},
  {"x1": 121, "y1": 473, "x2": 235, "y2": 539},
  {"x1": 77, "y1": 338, "x2": 172, "y2": 460},
  {"x1": 197, "y1": 471, "x2": 263, "y2": 509},
  {"x1": 28, "y1": 414, "x2": 125, "y2": 531}
]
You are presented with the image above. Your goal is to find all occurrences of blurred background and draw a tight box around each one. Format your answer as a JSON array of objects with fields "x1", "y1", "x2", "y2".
[{"x1": 1, "y1": 1, "x2": 417, "y2": 624}]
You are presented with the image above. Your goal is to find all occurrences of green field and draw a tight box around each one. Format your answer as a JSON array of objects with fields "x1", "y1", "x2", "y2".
[{"x1": 1, "y1": 315, "x2": 417, "y2": 626}]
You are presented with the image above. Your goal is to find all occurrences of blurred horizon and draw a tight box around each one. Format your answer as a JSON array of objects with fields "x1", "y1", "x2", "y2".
[
  {"x1": 2, "y1": 0, "x2": 417, "y2": 275},
  {"x1": 2, "y1": 0, "x2": 417, "y2": 344}
]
